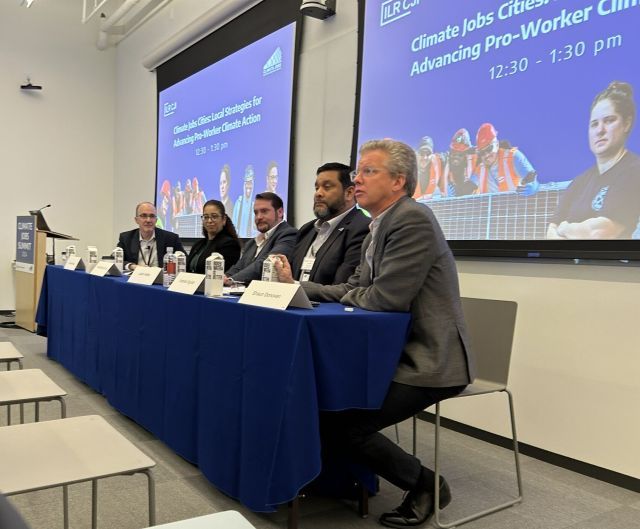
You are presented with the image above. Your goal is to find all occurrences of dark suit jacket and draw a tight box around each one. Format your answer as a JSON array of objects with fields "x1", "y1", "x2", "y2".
[
  {"x1": 226, "y1": 221, "x2": 297, "y2": 283},
  {"x1": 290, "y1": 208, "x2": 370, "y2": 285},
  {"x1": 186, "y1": 232, "x2": 241, "y2": 274},
  {"x1": 303, "y1": 196, "x2": 476, "y2": 388},
  {"x1": 117, "y1": 228, "x2": 185, "y2": 268}
]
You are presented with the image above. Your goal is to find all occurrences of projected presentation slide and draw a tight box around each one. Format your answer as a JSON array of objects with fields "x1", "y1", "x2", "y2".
[
  {"x1": 359, "y1": 1, "x2": 640, "y2": 240},
  {"x1": 156, "y1": 22, "x2": 296, "y2": 238}
]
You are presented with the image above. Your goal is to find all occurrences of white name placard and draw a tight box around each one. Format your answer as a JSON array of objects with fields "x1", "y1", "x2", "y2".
[
  {"x1": 238, "y1": 280, "x2": 313, "y2": 310},
  {"x1": 168, "y1": 272, "x2": 205, "y2": 295},
  {"x1": 89, "y1": 261, "x2": 122, "y2": 277},
  {"x1": 64, "y1": 256, "x2": 85, "y2": 271},
  {"x1": 128, "y1": 266, "x2": 162, "y2": 285}
]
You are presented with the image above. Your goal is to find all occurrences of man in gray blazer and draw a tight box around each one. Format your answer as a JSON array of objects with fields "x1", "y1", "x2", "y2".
[
  {"x1": 276, "y1": 139, "x2": 475, "y2": 528},
  {"x1": 224, "y1": 192, "x2": 297, "y2": 284}
]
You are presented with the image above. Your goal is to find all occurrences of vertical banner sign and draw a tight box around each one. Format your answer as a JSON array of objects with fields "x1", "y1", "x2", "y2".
[{"x1": 16, "y1": 215, "x2": 36, "y2": 273}]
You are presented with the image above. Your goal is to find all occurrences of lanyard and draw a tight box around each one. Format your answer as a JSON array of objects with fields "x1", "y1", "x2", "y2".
[{"x1": 139, "y1": 241, "x2": 154, "y2": 266}]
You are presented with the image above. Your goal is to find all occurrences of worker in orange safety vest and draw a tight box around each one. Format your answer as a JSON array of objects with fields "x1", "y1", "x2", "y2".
[
  {"x1": 412, "y1": 136, "x2": 445, "y2": 200},
  {"x1": 472, "y1": 123, "x2": 539, "y2": 196}
]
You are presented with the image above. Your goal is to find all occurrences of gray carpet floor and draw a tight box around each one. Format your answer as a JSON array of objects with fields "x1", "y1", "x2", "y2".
[{"x1": 1, "y1": 316, "x2": 638, "y2": 529}]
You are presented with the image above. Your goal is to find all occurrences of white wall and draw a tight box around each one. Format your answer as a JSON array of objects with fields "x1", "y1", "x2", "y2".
[
  {"x1": 0, "y1": 1, "x2": 115, "y2": 309},
  {"x1": 454, "y1": 260, "x2": 640, "y2": 478}
]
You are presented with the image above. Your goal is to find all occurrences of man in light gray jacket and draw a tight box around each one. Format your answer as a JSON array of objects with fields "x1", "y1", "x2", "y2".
[{"x1": 276, "y1": 138, "x2": 475, "y2": 528}]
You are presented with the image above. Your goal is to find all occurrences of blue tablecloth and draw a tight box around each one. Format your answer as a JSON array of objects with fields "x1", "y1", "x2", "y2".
[{"x1": 36, "y1": 266, "x2": 411, "y2": 512}]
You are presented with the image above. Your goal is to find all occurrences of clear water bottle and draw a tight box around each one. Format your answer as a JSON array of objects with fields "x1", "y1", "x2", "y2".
[
  {"x1": 86, "y1": 246, "x2": 99, "y2": 272},
  {"x1": 66, "y1": 245, "x2": 76, "y2": 257},
  {"x1": 175, "y1": 251, "x2": 187, "y2": 275},
  {"x1": 113, "y1": 247, "x2": 124, "y2": 272},
  {"x1": 163, "y1": 247, "x2": 176, "y2": 287}
]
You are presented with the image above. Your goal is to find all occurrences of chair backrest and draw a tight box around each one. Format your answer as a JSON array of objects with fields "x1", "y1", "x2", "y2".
[{"x1": 461, "y1": 297, "x2": 517, "y2": 386}]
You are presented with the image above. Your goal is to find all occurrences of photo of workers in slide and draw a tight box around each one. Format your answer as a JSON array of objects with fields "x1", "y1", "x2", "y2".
[
  {"x1": 157, "y1": 158, "x2": 277, "y2": 239},
  {"x1": 413, "y1": 123, "x2": 539, "y2": 200}
]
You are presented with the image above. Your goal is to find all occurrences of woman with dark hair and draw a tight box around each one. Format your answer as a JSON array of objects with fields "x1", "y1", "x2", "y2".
[
  {"x1": 548, "y1": 81, "x2": 640, "y2": 239},
  {"x1": 186, "y1": 199, "x2": 241, "y2": 273}
]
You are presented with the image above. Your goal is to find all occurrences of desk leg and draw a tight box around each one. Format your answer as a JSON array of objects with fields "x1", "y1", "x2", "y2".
[
  {"x1": 143, "y1": 469, "x2": 156, "y2": 526},
  {"x1": 15, "y1": 361, "x2": 24, "y2": 423},
  {"x1": 7, "y1": 404, "x2": 11, "y2": 425},
  {"x1": 92, "y1": 479, "x2": 98, "y2": 529},
  {"x1": 35, "y1": 401, "x2": 40, "y2": 422},
  {"x1": 287, "y1": 497, "x2": 299, "y2": 529},
  {"x1": 63, "y1": 485, "x2": 69, "y2": 529},
  {"x1": 358, "y1": 484, "x2": 369, "y2": 518},
  {"x1": 59, "y1": 397, "x2": 67, "y2": 419}
]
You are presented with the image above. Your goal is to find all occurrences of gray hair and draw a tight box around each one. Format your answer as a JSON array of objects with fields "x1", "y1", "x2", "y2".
[{"x1": 359, "y1": 139, "x2": 417, "y2": 196}]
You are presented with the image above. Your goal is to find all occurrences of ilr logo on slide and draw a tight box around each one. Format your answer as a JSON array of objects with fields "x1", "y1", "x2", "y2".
[
  {"x1": 164, "y1": 101, "x2": 177, "y2": 117},
  {"x1": 380, "y1": 0, "x2": 420, "y2": 27}
]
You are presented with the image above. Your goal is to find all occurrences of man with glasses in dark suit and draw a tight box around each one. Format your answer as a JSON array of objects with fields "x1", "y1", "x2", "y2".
[{"x1": 117, "y1": 202, "x2": 185, "y2": 272}]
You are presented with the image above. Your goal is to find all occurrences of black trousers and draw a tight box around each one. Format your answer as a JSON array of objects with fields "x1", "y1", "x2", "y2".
[{"x1": 319, "y1": 382, "x2": 464, "y2": 492}]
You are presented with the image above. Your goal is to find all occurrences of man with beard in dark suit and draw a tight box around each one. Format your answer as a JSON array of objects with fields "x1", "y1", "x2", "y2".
[{"x1": 289, "y1": 163, "x2": 370, "y2": 285}]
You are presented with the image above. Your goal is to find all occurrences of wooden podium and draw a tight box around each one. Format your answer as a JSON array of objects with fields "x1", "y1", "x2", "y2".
[{"x1": 15, "y1": 213, "x2": 75, "y2": 332}]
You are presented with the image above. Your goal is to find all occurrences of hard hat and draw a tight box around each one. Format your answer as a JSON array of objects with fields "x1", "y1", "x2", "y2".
[
  {"x1": 417, "y1": 136, "x2": 434, "y2": 154},
  {"x1": 476, "y1": 123, "x2": 498, "y2": 150},
  {"x1": 161, "y1": 179, "x2": 171, "y2": 196},
  {"x1": 450, "y1": 128, "x2": 472, "y2": 152}
]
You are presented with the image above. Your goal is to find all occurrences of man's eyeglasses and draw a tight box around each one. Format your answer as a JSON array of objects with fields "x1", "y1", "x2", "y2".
[
  {"x1": 201, "y1": 214, "x2": 222, "y2": 221},
  {"x1": 137, "y1": 214, "x2": 157, "y2": 220},
  {"x1": 349, "y1": 167, "x2": 384, "y2": 181}
]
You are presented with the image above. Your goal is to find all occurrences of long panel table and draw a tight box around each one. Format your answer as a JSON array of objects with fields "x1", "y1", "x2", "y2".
[{"x1": 36, "y1": 265, "x2": 411, "y2": 513}]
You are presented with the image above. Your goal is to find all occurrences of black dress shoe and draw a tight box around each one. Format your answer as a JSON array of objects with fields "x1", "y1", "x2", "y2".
[{"x1": 379, "y1": 477, "x2": 451, "y2": 528}]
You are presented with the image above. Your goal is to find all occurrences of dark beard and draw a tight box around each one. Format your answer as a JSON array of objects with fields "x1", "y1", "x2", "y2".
[{"x1": 314, "y1": 203, "x2": 342, "y2": 220}]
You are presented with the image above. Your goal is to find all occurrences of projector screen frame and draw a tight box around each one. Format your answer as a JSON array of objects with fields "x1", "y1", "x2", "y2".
[{"x1": 352, "y1": 0, "x2": 640, "y2": 262}]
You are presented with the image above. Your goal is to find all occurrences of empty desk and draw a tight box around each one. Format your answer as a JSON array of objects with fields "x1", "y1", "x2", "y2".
[
  {"x1": 0, "y1": 415, "x2": 156, "y2": 529},
  {"x1": 0, "y1": 342, "x2": 24, "y2": 370},
  {"x1": 0, "y1": 368, "x2": 66, "y2": 424},
  {"x1": 152, "y1": 510, "x2": 256, "y2": 528}
]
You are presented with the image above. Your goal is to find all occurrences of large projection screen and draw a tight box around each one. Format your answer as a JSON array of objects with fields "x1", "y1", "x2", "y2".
[
  {"x1": 356, "y1": 1, "x2": 640, "y2": 259},
  {"x1": 156, "y1": 22, "x2": 297, "y2": 239}
]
